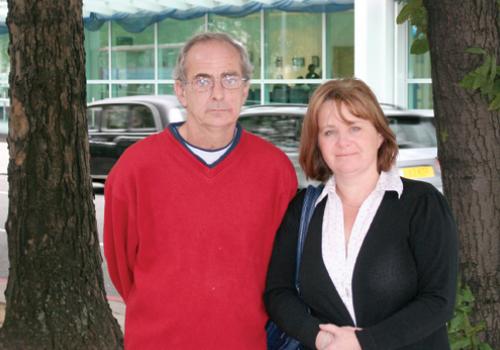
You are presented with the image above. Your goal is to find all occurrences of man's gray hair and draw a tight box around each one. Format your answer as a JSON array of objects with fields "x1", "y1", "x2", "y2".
[{"x1": 173, "y1": 32, "x2": 253, "y2": 82}]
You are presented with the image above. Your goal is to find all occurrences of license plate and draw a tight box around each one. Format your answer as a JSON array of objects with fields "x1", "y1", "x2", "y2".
[{"x1": 401, "y1": 166, "x2": 435, "y2": 179}]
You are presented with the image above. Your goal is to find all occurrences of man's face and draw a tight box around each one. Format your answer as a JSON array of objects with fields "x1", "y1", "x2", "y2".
[{"x1": 174, "y1": 40, "x2": 249, "y2": 131}]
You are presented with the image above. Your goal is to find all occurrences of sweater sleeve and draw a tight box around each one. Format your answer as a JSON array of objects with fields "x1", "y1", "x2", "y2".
[
  {"x1": 264, "y1": 191, "x2": 321, "y2": 349},
  {"x1": 356, "y1": 190, "x2": 458, "y2": 349},
  {"x1": 103, "y1": 175, "x2": 139, "y2": 302}
]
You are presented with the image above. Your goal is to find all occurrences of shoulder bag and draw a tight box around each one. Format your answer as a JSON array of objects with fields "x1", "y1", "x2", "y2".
[{"x1": 266, "y1": 184, "x2": 324, "y2": 350}]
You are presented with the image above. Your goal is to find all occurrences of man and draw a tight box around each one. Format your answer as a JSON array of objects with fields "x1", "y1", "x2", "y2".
[{"x1": 104, "y1": 32, "x2": 298, "y2": 349}]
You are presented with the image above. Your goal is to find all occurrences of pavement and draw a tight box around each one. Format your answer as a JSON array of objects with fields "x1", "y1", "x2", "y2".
[{"x1": 0, "y1": 140, "x2": 126, "y2": 330}]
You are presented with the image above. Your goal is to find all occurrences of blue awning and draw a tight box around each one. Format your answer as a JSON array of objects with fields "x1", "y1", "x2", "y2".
[{"x1": 0, "y1": 0, "x2": 353, "y2": 34}]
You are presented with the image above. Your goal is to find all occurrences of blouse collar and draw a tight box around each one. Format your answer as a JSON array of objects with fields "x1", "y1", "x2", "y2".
[{"x1": 316, "y1": 166, "x2": 403, "y2": 205}]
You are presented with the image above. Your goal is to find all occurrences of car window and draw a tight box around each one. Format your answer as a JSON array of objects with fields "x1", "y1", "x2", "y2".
[
  {"x1": 239, "y1": 114, "x2": 302, "y2": 150},
  {"x1": 101, "y1": 105, "x2": 129, "y2": 130},
  {"x1": 129, "y1": 106, "x2": 155, "y2": 129},
  {"x1": 87, "y1": 107, "x2": 101, "y2": 130},
  {"x1": 388, "y1": 116, "x2": 437, "y2": 148}
]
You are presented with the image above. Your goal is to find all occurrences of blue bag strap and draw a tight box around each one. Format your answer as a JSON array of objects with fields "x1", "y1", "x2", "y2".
[{"x1": 295, "y1": 184, "x2": 324, "y2": 294}]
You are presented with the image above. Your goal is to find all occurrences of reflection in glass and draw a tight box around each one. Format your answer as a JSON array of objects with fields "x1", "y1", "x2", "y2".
[
  {"x1": 158, "y1": 18, "x2": 204, "y2": 79},
  {"x1": 264, "y1": 11, "x2": 322, "y2": 80},
  {"x1": 326, "y1": 10, "x2": 354, "y2": 78},
  {"x1": 112, "y1": 84, "x2": 154, "y2": 97},
  {"x1": 85, "y1": 27, "x2": 109, "y2": 80},
  {"x1": 111, "y1": 23, "x2": 154, "y2": 79},
  {"x1": 0, "y1": 35, "x2": 9, "y2": 81},
  {"x1": 208, "y1": 13, "x2": 261, "y2": 79},
  {"x1": 264, "y1": 83, "x2": 319, "y2": 104},
  {"x1": 408, "y1": 26, "x2": 431, "y2": 79},
  {"x1": 158, "y1": 84, "x2": 175, "y2": 95},
  {"x1": 246, "y1": 84, "x2": 261, "y2": 106},
  {"x1": 388, "y1": 115, "x2": 436, "y2": 148},
  {"x1": 87, "y1": 84, "x2": 109, "y2": 102},
  {"x1": 239, "y1": 114, "x2": 302, "y2": 151},
  {"x1": 408, "y1": 84, "x2": 433, "y2": 109}
]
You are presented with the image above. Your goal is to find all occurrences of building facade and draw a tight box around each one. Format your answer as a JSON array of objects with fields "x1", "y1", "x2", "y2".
[{"x1": 0, "y1": 0, "x2": 432, "y2": 112}]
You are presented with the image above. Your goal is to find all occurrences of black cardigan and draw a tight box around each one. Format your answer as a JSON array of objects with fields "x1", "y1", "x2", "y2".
[{"x1": 264, "y1": 178, "x2": 458, "y2": 350}]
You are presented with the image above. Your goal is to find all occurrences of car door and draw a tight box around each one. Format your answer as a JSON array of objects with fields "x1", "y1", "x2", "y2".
[{"x1": 88, "y1": 103, "x2": 158, "y2": 180}]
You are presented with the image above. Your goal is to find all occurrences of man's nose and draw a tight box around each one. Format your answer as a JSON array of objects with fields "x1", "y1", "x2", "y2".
[{"x1": 210, "y1": 79, "x2": 225, "y2": 100}]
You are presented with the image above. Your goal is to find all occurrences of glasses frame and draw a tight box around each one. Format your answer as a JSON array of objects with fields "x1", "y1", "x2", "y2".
[{"x1": 182, "y1": 74, "x2": 249, "y2": 93}]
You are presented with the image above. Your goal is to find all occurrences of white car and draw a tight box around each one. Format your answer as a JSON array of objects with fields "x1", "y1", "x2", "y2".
[{"x1": 239, "y1": 104, "x2": 442, "y2": 191}]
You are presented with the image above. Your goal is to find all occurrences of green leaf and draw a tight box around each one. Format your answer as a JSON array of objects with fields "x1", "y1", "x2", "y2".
[
  {"x1": 466, "y1": 47, "x2": 487, "y2": 55},
  {"x1": 396, "y1": 4, "x2": 412, "y2": 24},
  {"x1": 479, "y1": 343, "x2": 494, "y2": 350},
  {"x1": 410, "y1": 37, "x2": 429, "y2": 54},
  {"x1": 488, "y1": 55, "x2": 496, "y2": 82},
  {"x1": 489, "y1": 93, "x2": 500, "y2": 111},
  {"x1": 472, "y1": 72, "x2": 487, "y2": 90},
  {"x1": 451, "y1": 337, "x2": 472, "y2": 350},
  {"x1": 440, "y1": 129, "x2": 448, "y2": 143},
  {"x1": 460, "y1": 72, "x2": 476, "y2": 89}
]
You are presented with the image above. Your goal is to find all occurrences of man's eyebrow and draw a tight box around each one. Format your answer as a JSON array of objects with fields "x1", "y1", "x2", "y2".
[
  {"x1": 222, "y1": 71, "x2": 240, "y2": 76},
  {"x1": 193, "y1": 73, "x2": 212, "y2": 79}
]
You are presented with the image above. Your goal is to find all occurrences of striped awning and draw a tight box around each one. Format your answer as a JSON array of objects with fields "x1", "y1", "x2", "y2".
[{"x1": 0, "y1": 0, "x2": 353, "y2": 33}]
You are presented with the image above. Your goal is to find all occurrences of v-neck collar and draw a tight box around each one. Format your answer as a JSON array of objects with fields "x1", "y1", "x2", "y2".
[{"x1": 162, "y1": 124, "x2": 244, "y2": 179}]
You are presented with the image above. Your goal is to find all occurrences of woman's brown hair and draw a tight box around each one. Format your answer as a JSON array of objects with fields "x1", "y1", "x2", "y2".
[{"x1": 299, "y1": 78, "x2": 398, "y2": 182}]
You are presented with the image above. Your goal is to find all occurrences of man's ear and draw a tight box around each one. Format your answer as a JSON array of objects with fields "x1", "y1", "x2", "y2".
[{"x1": 174, "y1": 80, "x2": 187, "y2": 107}]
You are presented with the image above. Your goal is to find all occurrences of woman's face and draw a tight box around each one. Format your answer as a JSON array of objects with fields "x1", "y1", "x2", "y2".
[{"x1": 317, "y1": 100, "x2": 383, "y2": 179}]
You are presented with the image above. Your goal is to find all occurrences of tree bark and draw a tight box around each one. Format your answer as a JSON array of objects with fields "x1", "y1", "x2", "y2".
[
  {"x1": 0, "y1": 0, "x2": 123, "y2": 348},
  {"x1": 423, "y1": 0, "x2": 500, "y2": 346}
]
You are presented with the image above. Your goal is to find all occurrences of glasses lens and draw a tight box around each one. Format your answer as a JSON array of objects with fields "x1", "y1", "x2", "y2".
[
  {"x1": 192, "y1": 77, "x2": 212, "y2": 92},
  {"x1": 222, "y1": 76, "x2": 242, "y2": 89}
]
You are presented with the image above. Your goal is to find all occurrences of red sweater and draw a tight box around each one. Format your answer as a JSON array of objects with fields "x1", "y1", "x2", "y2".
[{"x1": 104, "y1": 127, "x2": 297, "y2": 349}]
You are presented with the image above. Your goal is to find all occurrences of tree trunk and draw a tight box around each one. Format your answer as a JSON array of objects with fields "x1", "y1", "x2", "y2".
[
  {"x1": 423, "y1": 0, "x2": 500, "y2": 346},
  {"x1": 0, "y1": 0, "x2": 123, "y2": 348}
]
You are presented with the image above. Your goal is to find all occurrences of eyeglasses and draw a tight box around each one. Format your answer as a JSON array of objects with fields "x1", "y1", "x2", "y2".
[{"x1": 183, "y1": 74, "x2": 249, "y2": 93}]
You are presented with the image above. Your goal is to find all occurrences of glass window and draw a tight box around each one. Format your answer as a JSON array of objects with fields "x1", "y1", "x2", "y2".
[
  {"x1": 87, "y1": 84, "x2": 109, "y2": 102},
  {"x1": 87, "y1": 106, "x2": 102, "y2": 130},
  {"x1": 388, "y1": 115, "x2": 436, "y2": 148},
  {"x1": 101, "y1": 105, "x2": 129, "y2": 130},
  {"x1": 408, "y1": 83, "x2": 433, "y2": 109},
  {"x1": 208, "y1": 13, "x2": 261, "y2": 79},
  {"x1": 408, "y1": 26, "x2": 431, "y2": 79},
  {"x1": 158, "y1": 84, "x2": 174, "y2": 95},
  {"x1": 263, "y1": 83, "x2": 319, "y2": 104},
  {"x1": 0, "y1": 35, "x2": 9, "y2": 82},
  {"x1": 264, "y1": 11, "x2": 322, "y2": 80},
  {"x1": 0, "y1": 85, "x2": 8, "y2": 99},
  {"x1": 85, "y1": 26, "x2": 109, "y2": 80},
  {"x1": 266, "y1": 84, "x2": 291, "y2": 103},
  {"x1": 246, "y1": 84, "x2": 261, "y2": 105},
  {"x1": 326, "y1": 10, "x2": 354, "y2": 78},
  {"x1": 130, "y1": 105, "x2": 155, "y2": 129},
  {"x1": 111, "y1": 23, "x2": 154, "y2": 79},
  {"x1": 158, "y1": 18, "x2": 205, "y2": 80},
  {"x1": 239, "y1": 114, "x2": 302, "y2": 149},
  {"x1": 112, "y1": 84, "x2": 154, "y2": 97}
]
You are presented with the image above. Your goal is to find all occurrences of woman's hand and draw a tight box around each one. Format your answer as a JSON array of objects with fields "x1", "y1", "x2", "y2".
[
  {"x1": 317, "y1": 324, "x2": 362, "y2": 350},
  {"x1": 315, "y1": 328, "x2": 335, "y2": 349}
]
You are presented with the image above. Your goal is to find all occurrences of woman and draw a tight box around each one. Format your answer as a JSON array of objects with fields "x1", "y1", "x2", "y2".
[{"x1": 264, "y1": 78, "x2": 458, "y2": 350}]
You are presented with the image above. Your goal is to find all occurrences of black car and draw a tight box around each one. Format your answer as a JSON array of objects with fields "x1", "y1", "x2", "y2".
[{"x1": 88, "y1": 95, "x2": 185, "y2": 182}]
